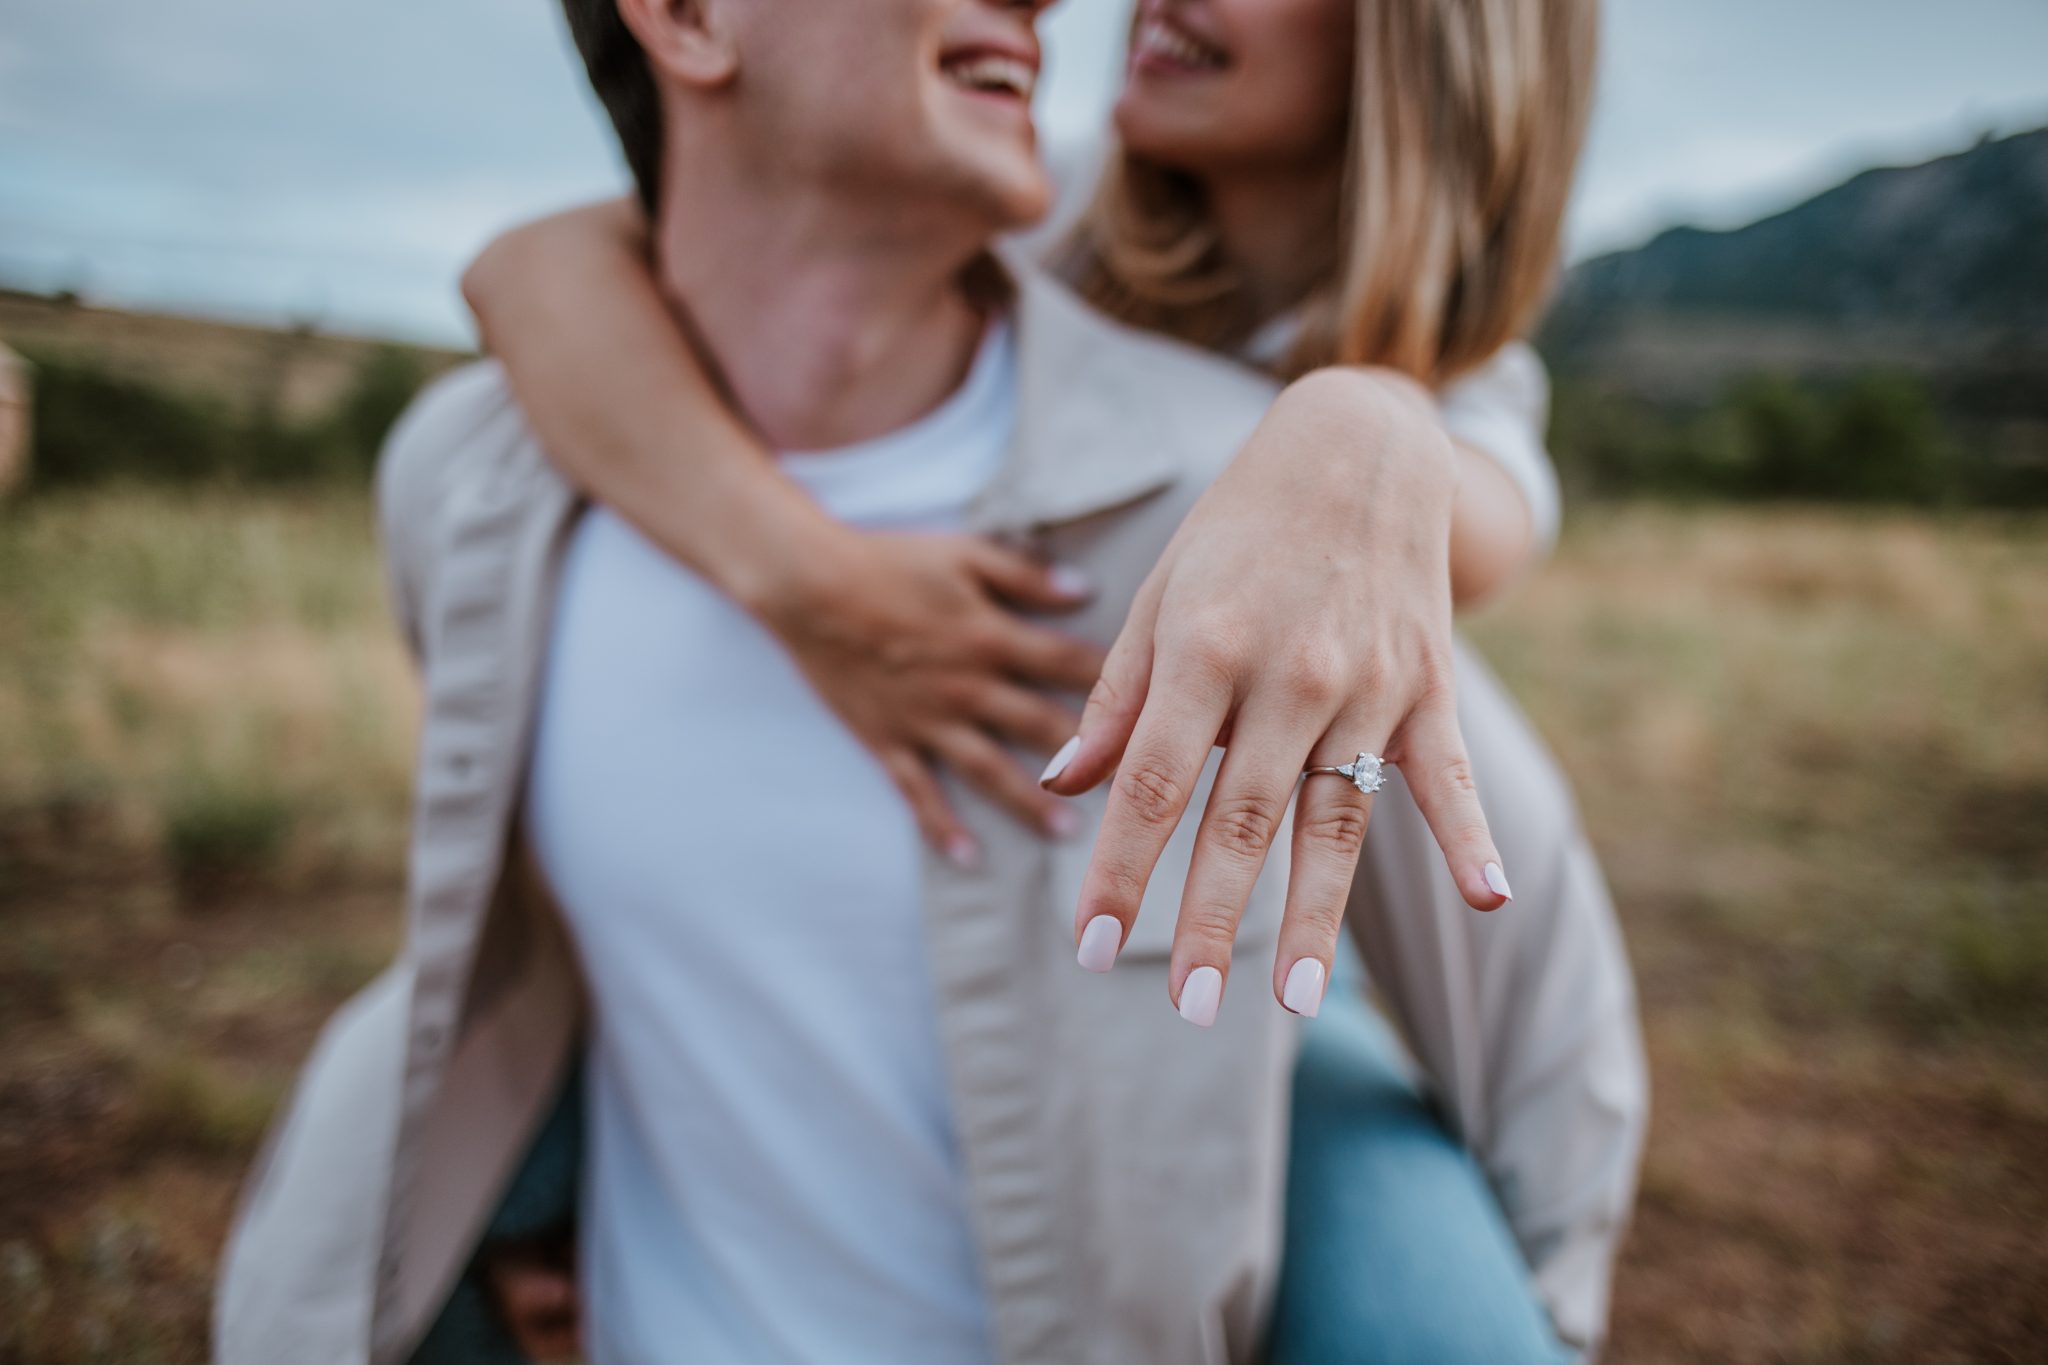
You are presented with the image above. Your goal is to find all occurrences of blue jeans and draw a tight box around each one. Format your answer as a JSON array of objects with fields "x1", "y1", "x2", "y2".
[
  {"x1": 1266, "y1": 974, "x2": 1572, "y2": 1365},
  {"x1": 417, "y1": 957, "x2": 1568, "y2": 1363}
]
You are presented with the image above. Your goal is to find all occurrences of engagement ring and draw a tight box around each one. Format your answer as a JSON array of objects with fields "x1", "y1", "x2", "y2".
[{"x1": 1304, "y1": 752, "x2": 1389, "y2": 795}]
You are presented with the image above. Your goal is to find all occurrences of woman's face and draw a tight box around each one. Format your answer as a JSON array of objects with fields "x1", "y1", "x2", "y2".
[{"x1": 1112, "y1": 0, "x2": 1356, "y2": 176}]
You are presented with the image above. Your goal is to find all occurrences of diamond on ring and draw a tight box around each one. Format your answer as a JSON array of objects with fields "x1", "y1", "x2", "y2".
[{"x1": 1337, "y1": 752, "x2": 1386, "y2": 794}]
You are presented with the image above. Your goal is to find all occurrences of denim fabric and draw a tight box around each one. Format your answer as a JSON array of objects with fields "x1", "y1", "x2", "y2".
[{"x1": 1266, "y1": 974, "x2": 1571, "y2": 1365}]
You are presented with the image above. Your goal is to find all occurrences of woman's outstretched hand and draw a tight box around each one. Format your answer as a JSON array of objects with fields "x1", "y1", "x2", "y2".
[
  {"x1": 1042, "y1": 368, "x2": 1511, "y2": 1023},
  {"x1": 751, "y1": 525, "x2": 1106, "y2": 866}
]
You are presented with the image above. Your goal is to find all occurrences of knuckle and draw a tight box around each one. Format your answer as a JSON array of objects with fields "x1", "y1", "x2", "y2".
[
  {"x1": 1205, "y1": 794, "x2": 1282, "y2": 861},
  {"x1": 1177, "y1": 902, "x2": 1243, "y2": 953},
  {"x1": 1083, "y1": 857, "x2": 1153, "y2": 915},
  {"x1": 1084, "y1": 670, "x2": 1128, "y2": 717},
  {"x1": 1286, "y1": 896, "x2": 1348, "y2": 947},
  {"x1": 961, "y1": 626, "x2": 1011, "y2": 669},
  {"x1": 931, "y1": 674, "x2": 984, "y2": 713},
  {"x1": 874, "y1": 635, "x2": 922, "y2": 672},
  {"x1": 1299, "y1": 800, "x2": 1370, "y2": 856},
  {"x1": 1114, "y1": 759, "x2": 1190, "y2": 828},
  {"x1": 1283, "y1": 642, "x2": 1348, "y2": 709},
  {"x1": 1169, "y1": 628, "x2": 1243, "y2": 688},
  {"x1": 1431, "y1": 752, "x2": 1480, "y2": 797}
]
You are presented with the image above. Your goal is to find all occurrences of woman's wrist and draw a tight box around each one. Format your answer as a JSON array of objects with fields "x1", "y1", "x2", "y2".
[
  {"x1": 1290, "y1": 365, "x2": 1539, "y2": 603},
  {"x1": 700, "y1": 464, "x2": 859, "y2": 626},
  {"x1": 1280, "y1": 366, "x2": 1461, "y2": 519}
]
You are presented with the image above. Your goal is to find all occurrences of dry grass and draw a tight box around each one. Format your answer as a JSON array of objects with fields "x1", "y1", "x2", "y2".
[
  {"x1": 1, "y1": 492, "x2": 2044, "y2": 1362},
  {"x1": 1470, "y1": 506, "x2": 2048, "y2": 1362}
]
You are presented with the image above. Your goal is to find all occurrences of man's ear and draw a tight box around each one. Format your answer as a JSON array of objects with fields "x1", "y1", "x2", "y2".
[{"x1": 615, "y1": 0, "x2": 739, "y2": 89}]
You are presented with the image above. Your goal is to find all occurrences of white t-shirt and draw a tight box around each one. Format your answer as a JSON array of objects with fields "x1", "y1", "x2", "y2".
[{"x1": 524, "y1": 324, "x2": 1016, "y2": 1365}]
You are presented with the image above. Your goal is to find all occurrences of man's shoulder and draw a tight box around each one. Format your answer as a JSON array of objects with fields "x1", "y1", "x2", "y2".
[
  {"x1": 1016, "y1": 262, "x2": 1275, "y2": 402},
  {"x1": 375, "y1": 359, "x2": 526, "y2": 529},
  {"x1": 373, "y1": 359, "x2": 560, "y2": 639},
  {"x1": 1009, "y1": 263, "x2": 1278, "y2": 485}
]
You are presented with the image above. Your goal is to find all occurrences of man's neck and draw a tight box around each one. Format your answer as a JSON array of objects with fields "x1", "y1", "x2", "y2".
[{"x1": 651, "y1": 155, "x2": 989, "y2": 452}]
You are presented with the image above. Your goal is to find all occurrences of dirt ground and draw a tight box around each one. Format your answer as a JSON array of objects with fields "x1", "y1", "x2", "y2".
[{"x1": 2, "y1": 493, "x2": 2044, "y2": 1363}]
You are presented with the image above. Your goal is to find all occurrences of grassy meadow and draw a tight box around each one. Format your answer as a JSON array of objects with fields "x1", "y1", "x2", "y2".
[{"x1": 1, "y1": 489, "x2": 2044, "y2": 1363}]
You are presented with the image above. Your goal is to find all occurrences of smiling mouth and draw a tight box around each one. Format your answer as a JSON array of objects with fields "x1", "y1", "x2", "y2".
[
  {"x1": 941, "y1": 50, "x2": 1039, "y2": 101},
  {"x1": 1132, "y1": 16, "x2": 1228, "y2": 72}
]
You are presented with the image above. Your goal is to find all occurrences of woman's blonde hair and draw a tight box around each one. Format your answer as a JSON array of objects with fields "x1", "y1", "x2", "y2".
[{"x1": 1066, "y1": 0, "x2": 1599, "y2": 386}]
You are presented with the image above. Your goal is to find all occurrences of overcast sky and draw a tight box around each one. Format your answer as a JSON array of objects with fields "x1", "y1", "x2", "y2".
[{"x1": 3, "y1": 0, "x2": 2044, "y2": 344}]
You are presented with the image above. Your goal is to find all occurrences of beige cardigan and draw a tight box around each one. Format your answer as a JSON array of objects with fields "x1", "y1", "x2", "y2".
[{"x1": 215, "y1": 260, "x2": 1645, "y2": 1365}]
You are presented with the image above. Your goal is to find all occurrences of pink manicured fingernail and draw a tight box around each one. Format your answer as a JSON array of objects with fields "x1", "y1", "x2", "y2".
[
  {"x1": 1039, "y1": 735, "x2": 1081, "y2": 786},
  {"x1": 947, "y1": 835, "x2": 982, "y2": 871},
  {"x1": 1483, "y1": 861, "x2": 1513, "y2": 900},
  {"x1": 1077, "y1": 914, "x2": 1121, "y2": 973},
  {"x1": 1281, "y1": 958, "x2": 1327, "y2": 1018},
  {"x1": 1178, "y1": 966, "x2": 1223, "y2": 1027},
  {"x1": 1046, "y1": 805, "x2": 1083, "y2": 840},
  {"x1": 1048, "y1": 565, "x2": 1094, "y2": 599}
]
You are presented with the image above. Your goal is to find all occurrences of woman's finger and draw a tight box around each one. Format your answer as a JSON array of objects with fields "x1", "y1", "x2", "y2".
[
  {"x1": 932, "y1": 725, "x2": 1079, "y2": 842},
  {"x1": 1068, "y1": 655, "x2": 1232, "y2": 969},
  {"x1": 989, "y1": 615, "x2": 1109, "y2": 696},
  {"x1": 1167, "y1": 697, "x2": 1333, "y2": 1025},
  {"x1": 1391, "y1": 694, "x2": 1509, "y2": 911},
  {"x1": 1039, "y1": 565, "x2": 1165, "y2": 795},
  {"x1": 879, "y1": 746, "x2": 979, "y2": 870},
  {"x1": 1270, "y1": 719, "x2": 1386, "y2": 1016},
  {"x1": 962, "y1": 537, "x2": 1096, "y2": 612},
  {"x1": 969, "y1": 681, "x2": 1083, "y2": 758}
]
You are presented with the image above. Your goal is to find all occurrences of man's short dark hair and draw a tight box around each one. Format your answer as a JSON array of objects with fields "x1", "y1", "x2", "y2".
[{"x1": 560, "y1": 0, "x2": 663, "y2": 214}]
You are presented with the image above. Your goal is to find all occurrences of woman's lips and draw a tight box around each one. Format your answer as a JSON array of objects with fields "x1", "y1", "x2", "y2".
[{"x1": 1129, "y1": 15, "x2": 1229, "y2": 76}]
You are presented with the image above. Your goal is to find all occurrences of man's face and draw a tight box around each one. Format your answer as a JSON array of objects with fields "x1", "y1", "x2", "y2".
[{"x1": 727, "y1": 0, "x2": 1055, "y2": 233}]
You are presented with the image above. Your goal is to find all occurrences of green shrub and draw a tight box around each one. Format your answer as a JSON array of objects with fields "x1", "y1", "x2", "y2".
[
  {"x1": 16, "y1": 344, "x2": 431, "y2": 490},
  {"x1": 161, "y1": 777, "x2": 293, "y2": 893},
  {"x1": 21, "y1": 353, "x2": 237, "y2": 487},
  {"x1": 1551, "y1": 370, "x2": 1984, "y2": 506},
  {"x1": 323, "y1": 344, "x2": 428, "y2": 463}
]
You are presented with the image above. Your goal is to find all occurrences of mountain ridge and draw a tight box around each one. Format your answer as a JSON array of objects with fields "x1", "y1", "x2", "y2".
[{"x1": 1542, "y1": 126, "x2": 2048, "y2": 371}]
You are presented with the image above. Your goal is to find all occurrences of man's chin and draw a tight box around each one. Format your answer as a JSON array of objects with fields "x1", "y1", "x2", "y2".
[
  {"x1": 956, "y1": 149, "x2": 1055, "y2": 235},
  {"x1": 993, "y1": 171, "x2": 1056, "y2": 233}
]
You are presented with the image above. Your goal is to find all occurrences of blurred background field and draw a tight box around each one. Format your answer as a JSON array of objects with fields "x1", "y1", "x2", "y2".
[
  {"x1": 5, "y1": 3, "x2": 2048, "y2": 1359},
  {"x1": 4, "y1": 490, "x2": 2044, "y2": 1362}
]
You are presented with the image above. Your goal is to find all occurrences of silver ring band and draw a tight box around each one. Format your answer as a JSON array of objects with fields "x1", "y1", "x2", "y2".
[{"x1": 1303, "y1": 751, "x2": 1389, "y2": 795}]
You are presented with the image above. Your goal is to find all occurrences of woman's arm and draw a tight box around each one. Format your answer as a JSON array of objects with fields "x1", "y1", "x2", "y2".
[
  {"x1": 464, "y1": 209, "x2": 1545, "y2": 611},
  {"x1": 463, "y1": 201, "x2": 1106, "y2": 862},
  {"x1": 1439, "y1": 339, "x2": 1562, "y2": 603},
  {"x1": 462, "y1": 199, "x2": 818, "y2": 610},
  {"x1": 1447, "y1": 438, "x2": 1539, "y2": 604}
]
